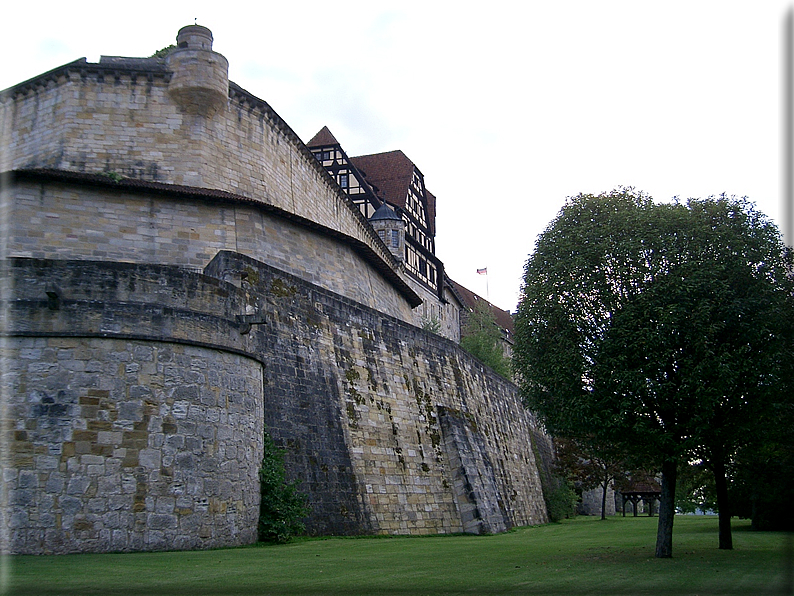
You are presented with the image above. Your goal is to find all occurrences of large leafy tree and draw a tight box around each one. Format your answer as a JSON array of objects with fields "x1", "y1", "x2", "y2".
[{"x1": 514, "y1": 188, "x2": 794, "y2": 558}]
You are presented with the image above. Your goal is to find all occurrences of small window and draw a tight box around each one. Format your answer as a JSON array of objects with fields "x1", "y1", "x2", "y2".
[
  {"x1": 339, "y1": 173, "x2": 349, "y2": 188},
  {"x1": 391, "y1": 229, "x2": 399, "y2": 248}
]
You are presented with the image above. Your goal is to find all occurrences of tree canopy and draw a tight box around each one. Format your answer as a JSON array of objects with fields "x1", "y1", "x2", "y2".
[{"x1": 514, "y1": 188, "x2": 794, "y2": 557}]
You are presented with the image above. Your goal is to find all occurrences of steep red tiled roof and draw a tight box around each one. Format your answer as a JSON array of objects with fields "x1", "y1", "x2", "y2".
[
  {"x1": 306, "y1": 126, "x2": 340, "y2": 148},
  {"x1": 349, "y1": 150, "x2": 414, "y2": 210},
  {"x1": 350, "y1": 150, "x2": 439, "y2": 236},
  {"x1": 449, "y1": 278, "x2": 515, "y2": 338}
]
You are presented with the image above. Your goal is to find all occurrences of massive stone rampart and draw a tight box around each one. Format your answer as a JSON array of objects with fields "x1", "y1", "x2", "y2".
[
  {"x1": 0, "y1": 25, "x2": 549, "y2": 556},
  {"x1": 0, "y1": 56, "x2": 362, "y2": 240},
  {"x1": 2, "y1": 252, "x2": 547, "y2": 554}
]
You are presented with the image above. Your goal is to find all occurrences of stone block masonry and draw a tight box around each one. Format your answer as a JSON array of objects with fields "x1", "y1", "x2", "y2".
[
  {"x1": 3, "y1": 252, "x2": 547, "y2": 553},
  {"x1": 3, "y1": 338, "x2": 264, "y2": 554},
  {"x1": 6, "y1": 174, "x2": 417, "y2": 322},
  {"x1": 0, "y1": 51, "x2": 398, "y2": 286}
]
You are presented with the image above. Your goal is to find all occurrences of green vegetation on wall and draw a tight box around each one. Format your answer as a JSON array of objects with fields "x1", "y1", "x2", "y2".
[
  {"x1": 460, "y1": 301, "x2": 511, "y2": 378},
  {"x1": 259, "y1": 432, "x2": 312, "y2": 543}
]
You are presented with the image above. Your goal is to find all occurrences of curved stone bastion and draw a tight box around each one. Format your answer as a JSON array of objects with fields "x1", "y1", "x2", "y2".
[
  {"x1": 2, "y1": 257, "x2": 266, "y2": 553},
  {"x1": 2, "y1": 252, "x2": 548, "y2": 554}
]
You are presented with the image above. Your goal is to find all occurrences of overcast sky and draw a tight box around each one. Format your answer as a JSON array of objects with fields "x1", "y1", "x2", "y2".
[{"x1": 2, "y1": 1, "x2": 790, "y2": 312}]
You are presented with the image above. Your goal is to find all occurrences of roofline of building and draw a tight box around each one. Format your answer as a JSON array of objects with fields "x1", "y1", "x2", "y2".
[
  {"x1": 443, "y1": 274, "x2": 467, "y2": 307},
  {"x1": 448, "y1": 277, "x2": 515, "y2": 337},
  {"x1": 305, "y1": 130, "x2": 385, "y2": 211}
]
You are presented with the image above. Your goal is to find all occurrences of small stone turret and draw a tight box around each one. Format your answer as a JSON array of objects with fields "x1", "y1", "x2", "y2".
[
  {"x1": 370, "y1": 202, "x2": 405, "y2": 261},
  {"x1": 165, "y1": 25, "x2": 229, "y2": 116}
]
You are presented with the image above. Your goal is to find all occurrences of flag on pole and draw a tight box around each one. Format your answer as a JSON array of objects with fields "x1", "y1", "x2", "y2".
[{"x1": 477, "y1": 267, "x2": 487, "y2": 275}]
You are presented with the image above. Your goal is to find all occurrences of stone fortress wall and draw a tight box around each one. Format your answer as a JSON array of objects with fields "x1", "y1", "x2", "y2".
[
  {"x1": 1, "y1": 25, "x2": 549, "y2": 554},
  {"x1": 6, "y1": 174, "x2": 416, "y2": 322},
  {"x1": 1, "y1": 27, "x2": 415, "y2": 321}
]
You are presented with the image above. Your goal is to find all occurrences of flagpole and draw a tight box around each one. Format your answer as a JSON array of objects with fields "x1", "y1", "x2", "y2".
[{"x1": 477, "y1": 267, "x2": 489, "y2": 302}]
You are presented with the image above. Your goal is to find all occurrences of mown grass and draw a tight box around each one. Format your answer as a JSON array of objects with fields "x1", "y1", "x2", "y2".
[{"x1": 3, "y1": 516, "x2": 791, "y2": 595}]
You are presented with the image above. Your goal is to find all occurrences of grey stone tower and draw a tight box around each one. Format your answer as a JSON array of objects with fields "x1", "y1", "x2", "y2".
[
  {"x1": 369, "y1": 202, "x2": 405, "y2": 262},
  {"x1": 165, "y1": 25, "x2": 229, "y2": 116}
]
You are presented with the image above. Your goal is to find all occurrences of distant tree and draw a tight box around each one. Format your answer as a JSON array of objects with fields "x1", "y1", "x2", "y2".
[
  {"x1": 259, "y1": 432, "x2": 312, "y2": 543},
  {"x1": 460, "y1": 301, "x2": 511, "y2": 378},
  {"x1": 150, "y1": 44, "x2": 176, "y2": 58},
  {"x1": 675, "y1": 460, "x2": 717, "y2": 515},
  {"x1": 553, "y1": 436, "x2": 629, "y2": 520},
  {"x1": 514, "y1": 189, "x2": 794, "y2": 557}
]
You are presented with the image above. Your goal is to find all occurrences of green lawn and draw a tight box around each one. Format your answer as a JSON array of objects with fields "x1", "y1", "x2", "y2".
[{"x1": 3, "y1": 516, "x2": 791, "y2": 595}]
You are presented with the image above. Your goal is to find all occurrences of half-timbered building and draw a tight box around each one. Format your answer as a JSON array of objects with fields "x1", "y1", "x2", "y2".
[{"x1": 308, "y1": 127, "x2": 452, "y2": 336}]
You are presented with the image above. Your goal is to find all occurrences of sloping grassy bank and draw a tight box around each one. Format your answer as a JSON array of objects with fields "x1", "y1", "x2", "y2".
[{"x1": 4, "y1": 516, "x2": 790, "y2": 595}]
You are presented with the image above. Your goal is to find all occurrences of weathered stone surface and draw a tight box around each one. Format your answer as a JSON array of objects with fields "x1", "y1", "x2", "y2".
[
  {"x1": 2, "y1": 309, "x2": 264, "y2": 553},
  {"x1": 3, "y1": 254, "x2": 547, "y2": 553}
]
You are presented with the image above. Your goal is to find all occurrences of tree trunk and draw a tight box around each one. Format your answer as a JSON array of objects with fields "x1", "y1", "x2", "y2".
[
  {"x1": 712, "y1": 456, "x2": 733, "y2": 550},
  {"x1": 600, "y1": 471, "x2": 609, "y2": 520},
  {"x1": 655, "y1": 459, "x2": 677, "y2": 558}
]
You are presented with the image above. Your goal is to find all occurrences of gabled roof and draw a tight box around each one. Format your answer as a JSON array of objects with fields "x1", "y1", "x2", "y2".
[
  {"x1": 306, "y1": 126, "x2": 384, "y2": 210},
  {"x1": 350, "y1": 150, "x2": 436, "y2": 236},
  {"x1": 305, "y1": 131, "x2": 437, "y2": 239},
  {"x1": 622, "y1": 480, "x2": 662, "y2": 495},
  {"x1": 449, "y1": 278, "x2": 515, "y2": 339},
  {"x1": 306, "y1": 125, "x2": 340, "y2": 148},
  {"x1": 350, "y1": 150, "x2": 414, "y2": 209},
  {"x1": 443, "y1": 274, "x2": 466, "y2": 308}
]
